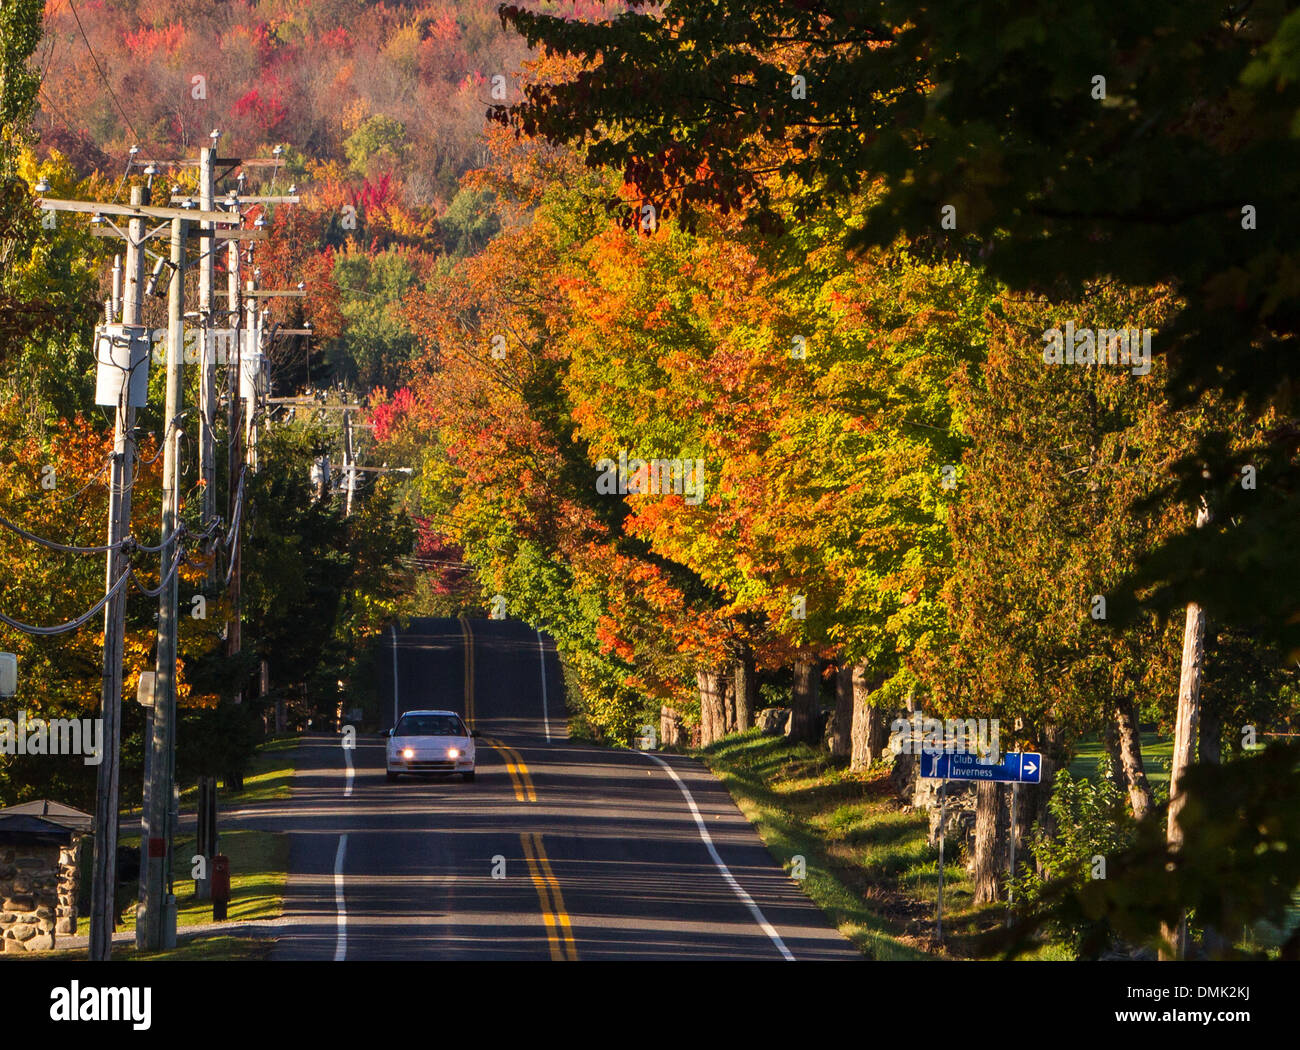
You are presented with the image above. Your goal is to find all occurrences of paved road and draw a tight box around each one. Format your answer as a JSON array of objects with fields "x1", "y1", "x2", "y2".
[{"x1": 269, "y1": 618, "x2": 860, "y2": 960}]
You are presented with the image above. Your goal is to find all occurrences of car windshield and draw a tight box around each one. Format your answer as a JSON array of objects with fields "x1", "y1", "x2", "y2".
[{"x1": 394, "y1": 714, "x2": 466, "y2": 737}]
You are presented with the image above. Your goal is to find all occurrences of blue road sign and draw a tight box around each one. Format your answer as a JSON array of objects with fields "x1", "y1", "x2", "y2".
[{"x1": 919, "y1": 751, "x2": 1042, "y2": 784}]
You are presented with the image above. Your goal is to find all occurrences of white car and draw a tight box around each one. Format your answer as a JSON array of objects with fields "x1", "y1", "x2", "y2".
[{"x1": 386, "y1": 709, "x2": 477, "y2": 782}]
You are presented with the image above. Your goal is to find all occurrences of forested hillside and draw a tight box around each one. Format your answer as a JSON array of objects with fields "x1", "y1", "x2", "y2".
[{"x1": 36, "y1": 0, "x2": 612, "y2": 204}]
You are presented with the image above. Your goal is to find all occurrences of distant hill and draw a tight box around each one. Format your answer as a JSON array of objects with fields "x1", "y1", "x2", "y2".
[{"x1": 34, "y1": 0, "x2": 616, "y2": 209}]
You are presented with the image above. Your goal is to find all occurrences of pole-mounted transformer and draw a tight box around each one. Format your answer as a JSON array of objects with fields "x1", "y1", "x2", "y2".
[{"x1": 93, "y1": 324, "x2": 152, "y2": 408}]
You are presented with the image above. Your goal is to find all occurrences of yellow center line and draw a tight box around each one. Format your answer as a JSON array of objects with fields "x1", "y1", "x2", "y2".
[
  {"x1": 482, "y1": 736, "x2": 536, "y2": 802},
  {"x1": 505, "y1": 742, "x2": 537, "y2": 801},
  {"x1": 531, "y1": 832, "x2": 577, "y2": 959},
  {"x1": 484, "y1": 736, "x2": 527, "y2": 801},
  {"x1": 520, "y1": 832, "x2": 562, "y2": 960},
  {"x1": 520, "y1": 832, "x2": 577, "y2": 961}
]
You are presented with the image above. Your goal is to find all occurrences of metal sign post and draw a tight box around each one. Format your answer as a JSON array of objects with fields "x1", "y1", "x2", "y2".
[{"x1": 936, "y1": 778, "x2": 946, "y2": 945}]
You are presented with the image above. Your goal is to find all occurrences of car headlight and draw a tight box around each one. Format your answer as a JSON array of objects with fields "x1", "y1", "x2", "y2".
[
  {"x1": 447, "y1": 748, "x2": 460, "y2": 759},
  {"x1": 402, "y1": 748, "x2": 414, "y2": 759}
]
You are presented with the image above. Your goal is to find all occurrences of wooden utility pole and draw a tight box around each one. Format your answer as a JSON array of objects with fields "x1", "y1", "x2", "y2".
[
  {"x1": 344, "y1": 409, "x2": 356, "y2": 516},
  {"x1": 194, "y1": 147, "x2": 220, "y2": 901},
  {"x1": 244, "y1": 276, "x2": 261, "y2": 473},
  {"x1": 139, "y1": 213, "x2": 189, "y2": 952},
  {"x1": 226, "y1": 232, "x2": 243, "y2": 679},
  {"x1": 199, "y1": 147, "x2": 218, "y2": 540},
  {"x1": 87, "y1": 184, "x2": 148, "y2": 961},
  {"x1": 1160, "y1": 498, "x2": 1212, "y2": 960}
]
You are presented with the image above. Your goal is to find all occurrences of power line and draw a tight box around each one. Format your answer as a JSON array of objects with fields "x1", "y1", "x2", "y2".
[
  {"x1": 0, "y1": 513, "x2": 231, "y2": 635},
  {"x1": 129, "y1": 544, "x2": 188, "y2": 599},
  {"x1": 0, "y1": 567, "x2": 131, "y2": 636},
  {"x1": 0, "y1": 511, "x2": 125, "y2": 554}
]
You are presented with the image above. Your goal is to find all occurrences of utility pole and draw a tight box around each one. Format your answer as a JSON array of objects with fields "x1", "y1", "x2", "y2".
[
  {"x1": 195, "y1": 144, "x2": 219, "y2": 902},
  {"x1": 344, "y1": 409, "x2": 356, "y2": 517},
  {"x1": 199, "y1": 146, "x2": 218, "y2": 539},
  {"x1": 139, "y1": 212, "x2": 189, "y2": 952},
  {"x1": 88, "y1": 184, "x2": 148, "y2": 962},
  {"x1": 244, "y1": 275, "x2": 261, "y2": 473},
  {"x1": 226, "y1": 229, "x2": 243, "y2": 686}
]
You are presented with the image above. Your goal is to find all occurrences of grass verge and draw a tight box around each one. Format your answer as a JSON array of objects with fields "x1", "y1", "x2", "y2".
[{"x1": 697, "y1": 729, "x2": 1019, "y2": 960}]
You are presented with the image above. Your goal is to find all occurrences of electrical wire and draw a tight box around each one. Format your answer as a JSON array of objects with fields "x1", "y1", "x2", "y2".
[
  {"x1": 130, "y1": 522, "x2": 186, "y2": 555},
  {"x1": 0, "y1": 511, "x2": 127, "y2": 554},
  {"x1": 128, "y1": 545, "x2": 188, "y2": 599},
  {"x1": 45, "y1": 453, "x2": 116, "y2": 505},
  {"x1": 0, "y1": 567, "x2": 130, "y2": 636}
]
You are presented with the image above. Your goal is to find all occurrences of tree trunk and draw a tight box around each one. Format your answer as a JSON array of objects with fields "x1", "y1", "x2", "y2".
[
  {"x1": 1103, "y1": 718, "x2": 1127, "y2": 797},
  {"x1": 830, "y1": 665, "x2": 853, "y2": 759},
  {"x1": 733, "y1": 650, "x2": 756, "y2": 732},
  {"x1": 786, "y1": 657, "x2": 822, "y2": 745},
  {"x1": 697, "y1": 669, "x2": 714, "y2": 747},
  {"x1": 697, "y1": 668, "x2": 728, "y2": 748},
  {"x1": 973, "y1": 780, "x2": 1007, "y2": 904},
  {"x1": 722, "y1": 673, "x2": 738, "y2": 735},
  {"x1": 1160, "y1": 500, "x2": 1210, "y2": 961},
  {"x1": 1112, "y1": 693, "x2": 1153, "y2": 820},
  {"x1": 848, "y1": 664, "x2": 890, "y2": 770},
  {"x1": 660, "y1": 705, "x2": 685, "y2": 748}
]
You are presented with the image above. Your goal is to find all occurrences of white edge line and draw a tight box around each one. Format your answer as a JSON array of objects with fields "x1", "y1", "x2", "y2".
[
  {"x1": 537, "y1": 630, "x2": 551, "y2": 743},
  {"x1": 333, "y1": 833, "x2": 348, "y2": 961},
  {"x1": 641, "y1": 751, "x2": 795, "y2": 961}
]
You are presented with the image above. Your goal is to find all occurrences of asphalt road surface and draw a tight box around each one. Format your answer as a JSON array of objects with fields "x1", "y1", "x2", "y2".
[{"x1": 270, "y1": 618, "x2": 860, "y2": 960}]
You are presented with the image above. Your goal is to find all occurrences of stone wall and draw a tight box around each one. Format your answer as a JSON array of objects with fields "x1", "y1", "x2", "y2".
[{"x1": 0, "y1": 836, "x2": 80, "y2": 953}]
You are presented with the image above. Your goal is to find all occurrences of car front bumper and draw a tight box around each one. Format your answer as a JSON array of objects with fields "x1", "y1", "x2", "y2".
[{"x1": 387, "y1": 755, "x2": 474, "y2": 773}]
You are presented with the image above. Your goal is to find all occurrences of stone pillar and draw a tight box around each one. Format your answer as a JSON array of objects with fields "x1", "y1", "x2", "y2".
[
  {"x1": 56, "y1": 835, "x2": 83, "y2": 935},
  {"x1": 0, "y1": 844, "x2": 61, "y2": 953}
]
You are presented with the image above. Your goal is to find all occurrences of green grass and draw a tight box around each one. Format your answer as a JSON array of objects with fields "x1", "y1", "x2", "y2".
[
  {"x1": 116, "y1": 736, "x2": 298, "y2": 826},
  {"x1": 110, "y1": 827, "x2": 288, "y2": 930},
  {"x1": 699, "y1": 730, "x2": 1002, "y2": 959},
  {"x1": 1069, "y1": 732, "x2": 1174, "y2": 785}
]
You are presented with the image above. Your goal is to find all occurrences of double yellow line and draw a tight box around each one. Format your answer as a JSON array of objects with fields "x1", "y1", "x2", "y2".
[
  {"x1": 521, "y1": 832, "x2": 577, "y2": 960},
  {"x1": 461, "y1": 617, "x2": 536, "y2": 801},
  {"x1": 481, "y1": 736, "x2": 537, "y2": 801},
  {"x1": 458, "y1": 618, "x2": 571, "y2": 958}
]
